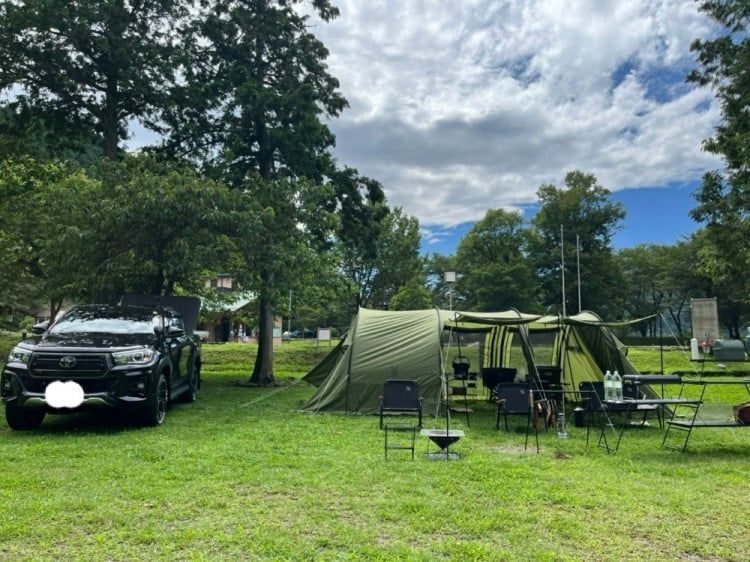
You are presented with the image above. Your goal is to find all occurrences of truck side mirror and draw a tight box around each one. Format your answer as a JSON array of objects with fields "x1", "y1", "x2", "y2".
[
  {"x1": 31, "y1": 321, "x2": 49, "y2": 335},
  {"x1": 167, "y1": 325, "x2": 185, "y2": 337}
]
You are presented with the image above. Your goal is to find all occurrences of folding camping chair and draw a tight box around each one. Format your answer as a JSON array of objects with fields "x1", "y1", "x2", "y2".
[
  {"x1": 380, "y1": 379, "x2": 423, "y2": 460},
  {"x1": 482, "y1": 367, "x2": 517, "y2": 399},
  {"x1": 492, "y1": 382, "x2": 540, "y2": 453}
]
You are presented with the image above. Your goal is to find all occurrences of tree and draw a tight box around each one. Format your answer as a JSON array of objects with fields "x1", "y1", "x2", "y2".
[
  {"x1": 0, "y1": 0, "x2": 186, "y2": 158},
  {"x1": 659, "y1": 238, "x2": 713, "y2": 339},
  {"x1": 688, "y1": 1, "x2": 750, "y2": 335},
  {"x1": 528, "y1": 171, "x2": 626, "y2": 317},
  {"x1": 76, "y1": 155, "x2": 245, "y2": 301},
  {"x1": 453, "y1": 209, "x2": 536, "y2": 312},
  {"x1": 369, "y1": 209, "x2": 424, "y2": 310},
  {"x1": 618, "y1": 245, "x2": 674, "y2": 337},
  {"x1": 166, "y1": 0, "x2": 346, "y2": 385},
  {"x1": 333, "y1": 168, "x2": 389, "y2": 311},
  {"x1": 0, "y1": 156, "x2": 99, "y2": 319},
  {"x1": 0, "y1": 98, "x2": 102, "y2": 163},
  {"x1": 691, "y1": 229, "x2": 749, "y2": 338},
  {"x1": 425, "y1": 253, "x2": 460, "y2": 310},
  {"x1": 389, "y1": 277, "x2": 432, "y2": 311}
]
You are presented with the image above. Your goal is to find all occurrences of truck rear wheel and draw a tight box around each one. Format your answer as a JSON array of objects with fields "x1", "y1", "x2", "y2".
[
  {"x1": 5, "y1": 402, "x2": 45, "y2": 430},
  {"x1": 182, "y1": 363, "x2": 199, "y2": 403}
]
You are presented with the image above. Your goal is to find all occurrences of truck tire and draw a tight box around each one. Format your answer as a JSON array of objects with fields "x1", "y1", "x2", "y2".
[
  {"x1": 5, "y1": 402, "x2": 45, "y2": 430},
  {"x1": 181, "y1": 363, "x2": 199, "y2": 403},
  {"x1": 140, "y1": 373, "x2": 168, "y2": 427}
]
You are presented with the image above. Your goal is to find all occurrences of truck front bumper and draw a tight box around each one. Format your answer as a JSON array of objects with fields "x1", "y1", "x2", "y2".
[{"x1": 1, "y1": 366, "x2": 151, "y2": 412}]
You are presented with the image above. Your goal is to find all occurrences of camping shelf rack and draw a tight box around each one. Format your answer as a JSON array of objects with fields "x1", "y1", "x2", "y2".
[{"x1": 662, "y1": 379, "x2": 750, "y2": 453}]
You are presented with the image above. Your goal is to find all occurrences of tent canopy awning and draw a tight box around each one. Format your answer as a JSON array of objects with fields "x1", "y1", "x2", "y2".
[
  {"x1": 446, "y1": 310, "x2": 541, "y2": 329},
  {"x1": 536, "y1": 311, "x2": 656, "y2": 328}
]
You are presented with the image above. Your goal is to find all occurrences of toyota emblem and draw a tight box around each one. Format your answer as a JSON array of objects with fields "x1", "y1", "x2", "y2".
[{"x1": 59, "y1": 356, "x2": 77, "y2": 369}]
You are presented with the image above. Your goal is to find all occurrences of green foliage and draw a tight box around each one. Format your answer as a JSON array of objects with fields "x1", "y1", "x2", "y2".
[
  {"x1": 0, "y1": 156, "x2": 99, "y2": 316},
  {"x1": 425, "y1": 253, "x2": 460, "y2": 309},
  {"x1": 338, "y1": 205, "x2": 423, "y2": 311},
  {"x1": 454, "y1": 209, "x2": 536, "y2": 312},
  {"x1": 165, "y1": 0, "x2": 346, "y2": 181},
  {"x1": 0, "y1": 154, "x2": 246, "y2": 313},
  {"x1": 369, "y1": 208, "x2": 424, "y2": 309},
  {"x1": 0, "y1": 99, "x2": 102, "y2": 163},
  {"x1": 0, "y1": 0, "x2": 187, "y2": 158},
  {"x1": 389, "y1": 277, "x2": 432, "y2": 311},
  {"x1": 161, "y1": 0, "x2": 349, "y2": 383},
  {"x1": 333, "y1": 167, "x2": 389, "y2": 310},
  {"x1": 618, "y1": 240, "x2": 714, "y2": 338},
  {"x1": 529, "y1": 171, "x2": 626, "y2": 316},
  {"x1": 76, "y1": 155, "x2": 246, "y2": 300},
  {"x1": 688, "y1": 2, "x2": 750, "y2": 336}
]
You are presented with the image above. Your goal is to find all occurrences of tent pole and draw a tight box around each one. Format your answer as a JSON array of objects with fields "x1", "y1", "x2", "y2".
[
  {"x1": 659, "y1": 311, "x2": 664, "y2": 375},
  {"x1": 444, "y1": 313, "x2": 459, "y2": 459},
  {"x1": 560, "y1": 225, "x2": 567, "y2": 316},
  {"x1": 576, "y1": 234, "x2": 582, "y2": 314}
]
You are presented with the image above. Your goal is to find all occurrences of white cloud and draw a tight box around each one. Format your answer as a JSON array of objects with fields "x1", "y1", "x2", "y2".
[{"x1": 307, "y1": 0, "x2": 721, "y2": 227}]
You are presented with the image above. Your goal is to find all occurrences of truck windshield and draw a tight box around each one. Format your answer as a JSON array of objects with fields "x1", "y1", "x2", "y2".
[{"x1": 50, "y1": 306, "x2": 160, "y2": 335}]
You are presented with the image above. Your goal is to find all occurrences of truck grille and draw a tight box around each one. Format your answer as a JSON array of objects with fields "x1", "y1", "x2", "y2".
[{"x1": 29, "y1": 353, "x2": 110, "y2": 378}]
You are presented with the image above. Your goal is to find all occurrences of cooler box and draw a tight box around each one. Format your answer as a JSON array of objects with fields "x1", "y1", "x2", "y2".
[{"x1": 712, "y1": 339, "x2": 746, "y2": 362}]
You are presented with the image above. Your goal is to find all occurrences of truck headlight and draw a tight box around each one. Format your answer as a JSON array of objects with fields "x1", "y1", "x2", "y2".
[
  {"x1": 112, "y1": 348, "x2": 155, "y2": 366},
  {"x1": 7, "y1": 346, "x2": 32, "y2": 365}
]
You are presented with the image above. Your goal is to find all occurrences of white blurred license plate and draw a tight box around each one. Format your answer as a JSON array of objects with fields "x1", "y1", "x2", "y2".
[{"x1": 44, "y1": 380, "x2": 85, "y2": 408}]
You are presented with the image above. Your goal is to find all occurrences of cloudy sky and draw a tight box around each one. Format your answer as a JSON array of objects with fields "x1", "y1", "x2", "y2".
[{"x1": 302, "y1": 0, "x2": 722, "y2": 253}]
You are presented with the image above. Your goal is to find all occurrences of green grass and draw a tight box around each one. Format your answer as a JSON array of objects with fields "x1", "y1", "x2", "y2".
[
  {"x1": 627, "y1": 346, "x2": 750, "y2": 376},
  {"x1": 1, "y1": 342, "x2": 750, "y2": 560}
]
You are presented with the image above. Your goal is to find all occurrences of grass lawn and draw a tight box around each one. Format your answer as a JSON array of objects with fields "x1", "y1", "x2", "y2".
[{"x1": 2, "y1": 340, "x2": 750, "y2": 560}]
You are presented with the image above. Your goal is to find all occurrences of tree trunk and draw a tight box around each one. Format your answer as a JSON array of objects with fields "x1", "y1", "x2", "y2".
[
  {"x1": 102, "y1": 70, "x2": 119, "y2": 159},
  {"x1": 248, "y1": 7, "x2": 276, "y2": 386},
  {"x1": 49, "y1": 299, "x2": 63, "y2": 322},
  {"x1": 249, "y1": 273, "x2": 275, "y2": 386}
]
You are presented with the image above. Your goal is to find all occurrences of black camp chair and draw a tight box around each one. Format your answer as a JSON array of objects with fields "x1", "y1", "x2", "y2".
[
  {"x1": 492, "y1": 382, "x2": 539, "y2": 453},
  {"x1": 380, "y1": 380, "x2": 423, "y2": 460},
  {"x1": 482, "y1": 367, "x2": 517, "y2": 399},
  {"x1": 535, "y1": 365, "x2": 563, "y2": 395},
  {"x1": 579, "y1": 381, "x2": 608, "y2": 445}
]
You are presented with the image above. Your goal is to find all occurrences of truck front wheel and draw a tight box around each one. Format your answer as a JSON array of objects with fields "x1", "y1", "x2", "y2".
[
  {"x1": 139, "y1": 373, "x2": 168, "y2": 427},
  {"x1": 5, "y1": 402, "x2": 45, "y2": 430}
]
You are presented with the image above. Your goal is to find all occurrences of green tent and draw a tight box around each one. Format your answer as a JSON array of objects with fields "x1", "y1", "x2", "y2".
[
  {"x1": 302, "y1": 308, "x2": 657, "y2": 415},
  {"x1": 301, "y1": 307, "x2": 540, "y2": 415},
  {"x1": 483, "y1": 311, "x2": 654, "y2": 393}
]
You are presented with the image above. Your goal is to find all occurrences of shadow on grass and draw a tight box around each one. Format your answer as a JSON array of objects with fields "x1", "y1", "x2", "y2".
[
  {"x1": 9, "y1": 404, "x2": 208, "y2": 435},
  {"x1": 28, "y1": 409, "x2": 142, "y2": 434}
]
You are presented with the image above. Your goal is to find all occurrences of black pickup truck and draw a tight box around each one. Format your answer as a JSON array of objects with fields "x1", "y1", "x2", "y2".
[{"x1": 1, "y1": 295, "x2": 202, "y2": 430}]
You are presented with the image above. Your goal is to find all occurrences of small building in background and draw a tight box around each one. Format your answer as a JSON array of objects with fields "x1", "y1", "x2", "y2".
[{"x1": 198, "y1": 275, "x2": 282, "y2": 345}]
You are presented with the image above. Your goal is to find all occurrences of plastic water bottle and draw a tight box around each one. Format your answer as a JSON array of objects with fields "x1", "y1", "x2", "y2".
[
  {"x1": 556, "y1": 410, "x2": 568, "y2": 439},
  {"x1": 604, "y1": 370, "x2": 613, "y2": 401},
  {"x1": 690, "y1": 337, "x2": 700, "y2": 361},
  {"x1": 613, "y1": 370, "x2": 622, "y2": 402}
]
